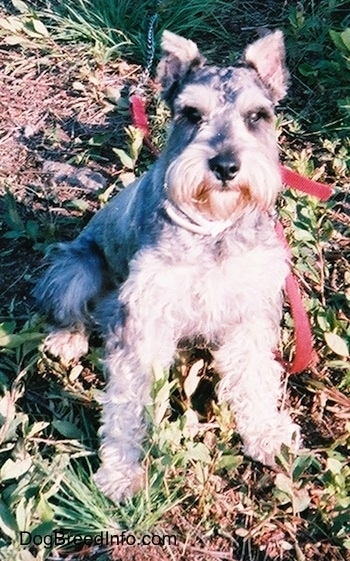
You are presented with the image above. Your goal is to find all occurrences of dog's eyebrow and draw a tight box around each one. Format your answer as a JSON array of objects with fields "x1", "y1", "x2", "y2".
[
  {"x1": 235, "y1": 88, "x2": 274, "y2": 114},
  {"x1": 175, "y1": 83, "x2": 220, "y2": 116}
]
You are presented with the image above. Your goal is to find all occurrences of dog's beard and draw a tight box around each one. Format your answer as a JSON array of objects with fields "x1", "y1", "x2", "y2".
[{"x1": 165, "y1": 146, "x2": 281, "y2": 221}]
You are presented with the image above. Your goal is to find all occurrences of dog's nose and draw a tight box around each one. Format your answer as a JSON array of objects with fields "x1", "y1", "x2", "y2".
[{"x1": 209, "y1": 154, "x2": 239, "y2": 183}]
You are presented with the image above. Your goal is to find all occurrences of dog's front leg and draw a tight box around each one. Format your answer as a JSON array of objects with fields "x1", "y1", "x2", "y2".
[
  {"x1": 214, "y1": 325, "x2": 300, "y2": 466},
  {"x1": 95, "y1": 309, "x2": 176, "y2": 503},
  {"x1": 94, "y1": 346, "x2": 150, "y2": 502}
]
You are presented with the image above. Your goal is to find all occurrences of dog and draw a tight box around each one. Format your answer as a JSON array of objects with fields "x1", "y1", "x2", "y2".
[{"x1": 35, "y1": 30, "x2": 300, "y2": 503}]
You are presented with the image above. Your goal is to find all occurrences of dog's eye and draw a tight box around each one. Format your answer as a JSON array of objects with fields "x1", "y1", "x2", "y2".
[
  {"x1": 246, "y1": 109, "x2": 270, "y2": 127},
  {"x1": 182, "y1": 106, "x2": 202, "y2": 124}
]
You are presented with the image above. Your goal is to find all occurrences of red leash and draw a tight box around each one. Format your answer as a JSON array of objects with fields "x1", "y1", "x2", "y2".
[
  {"x1": 280, "y1": 165, "x2": 332, "y2": 201},
  {"x1": 130, "y1": 93, "x2": 333, "y2": 373},
  {"x1": 276, "y1": 166, "x2": 332, "y2": 373},
  {"x1": 274, "y1": 221, "x2": 315, "y2": 373},
  {"x1": 130, "y1": 95, "x2": 160, "y2": 157}
]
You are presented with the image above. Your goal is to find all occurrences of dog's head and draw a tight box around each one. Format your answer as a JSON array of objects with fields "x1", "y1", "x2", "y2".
[{"x1": 157, "y1": 31, "x2": 288, "y2": 222}]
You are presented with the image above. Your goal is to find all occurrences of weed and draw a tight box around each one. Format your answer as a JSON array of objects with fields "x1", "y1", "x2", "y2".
[
  {"x1": 39, "y1": 0, "x2": 233, "y2": 64},
  {"x1": 284, "y1": 0, "x2": 350, "y2": 135}
]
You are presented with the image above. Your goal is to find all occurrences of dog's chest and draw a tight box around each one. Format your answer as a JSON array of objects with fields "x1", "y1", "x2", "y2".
[
  {"x1": 185, "y1": 241, "x2": 284, "y2": 302},
  {"x1": 168, "y1": 226, "x2": 286, "y2": 293},
  {"x1": 126, "y1": 230, "x2": 288, "y2": 335}
]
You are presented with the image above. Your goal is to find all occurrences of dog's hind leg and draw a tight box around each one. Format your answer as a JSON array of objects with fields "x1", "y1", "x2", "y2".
[{"x1": 35, "y1": 236, "x2": 108, "y2": 363}]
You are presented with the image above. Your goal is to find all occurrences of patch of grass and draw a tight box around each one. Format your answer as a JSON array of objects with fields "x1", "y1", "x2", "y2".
[
  {"x1": 283, "y1": 0, "x2": 350, "y2": 136},
  {"x1": 8, "y1": 0, "x2": 234, "y2": 65},
  {"x1": 24, "y1": 0, "x2": 350, "y2": 135},
  {"x1": 280, "y1": 189, "x2": 349, "y2": 363}
]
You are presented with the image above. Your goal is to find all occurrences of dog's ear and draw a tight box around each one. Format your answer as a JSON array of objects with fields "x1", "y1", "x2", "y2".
[
  {"x1": 157, "y1": 30, "x2": 206, "y2": 105},
  {"x1": 243, "y1": 30, "x2": 289, "y2": 103}
]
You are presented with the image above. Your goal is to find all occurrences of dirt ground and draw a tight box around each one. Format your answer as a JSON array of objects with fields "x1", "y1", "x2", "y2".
[{"x1": 0, "y1": 31, "x2": 142, "y2": 317}]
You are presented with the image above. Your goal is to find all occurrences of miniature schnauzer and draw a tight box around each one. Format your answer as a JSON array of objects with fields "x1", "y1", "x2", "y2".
[{"x1": 35, "y1": 30, "x2": 300, "y2": 502}]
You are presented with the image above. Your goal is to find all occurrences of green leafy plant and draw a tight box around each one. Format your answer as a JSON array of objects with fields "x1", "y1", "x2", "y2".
[{"x1": 285, "y1": 0, "x2": 350, "y2": 134}]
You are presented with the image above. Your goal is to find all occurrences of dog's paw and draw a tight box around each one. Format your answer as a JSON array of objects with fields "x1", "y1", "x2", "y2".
[
  {"x1": 94, "y1": 464, "x2": 144, "y2": 503},
  {"x1": 43, "y1": 329, "x2": 89, "y2": 364},
  {"x1": 243, "y1": 414, "x2": 301, "y2": 466}
]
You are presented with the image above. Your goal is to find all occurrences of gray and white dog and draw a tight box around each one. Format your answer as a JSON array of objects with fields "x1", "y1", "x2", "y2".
[{"x1": 35, "y1": 30, "x2": 300, "y2": 502}]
